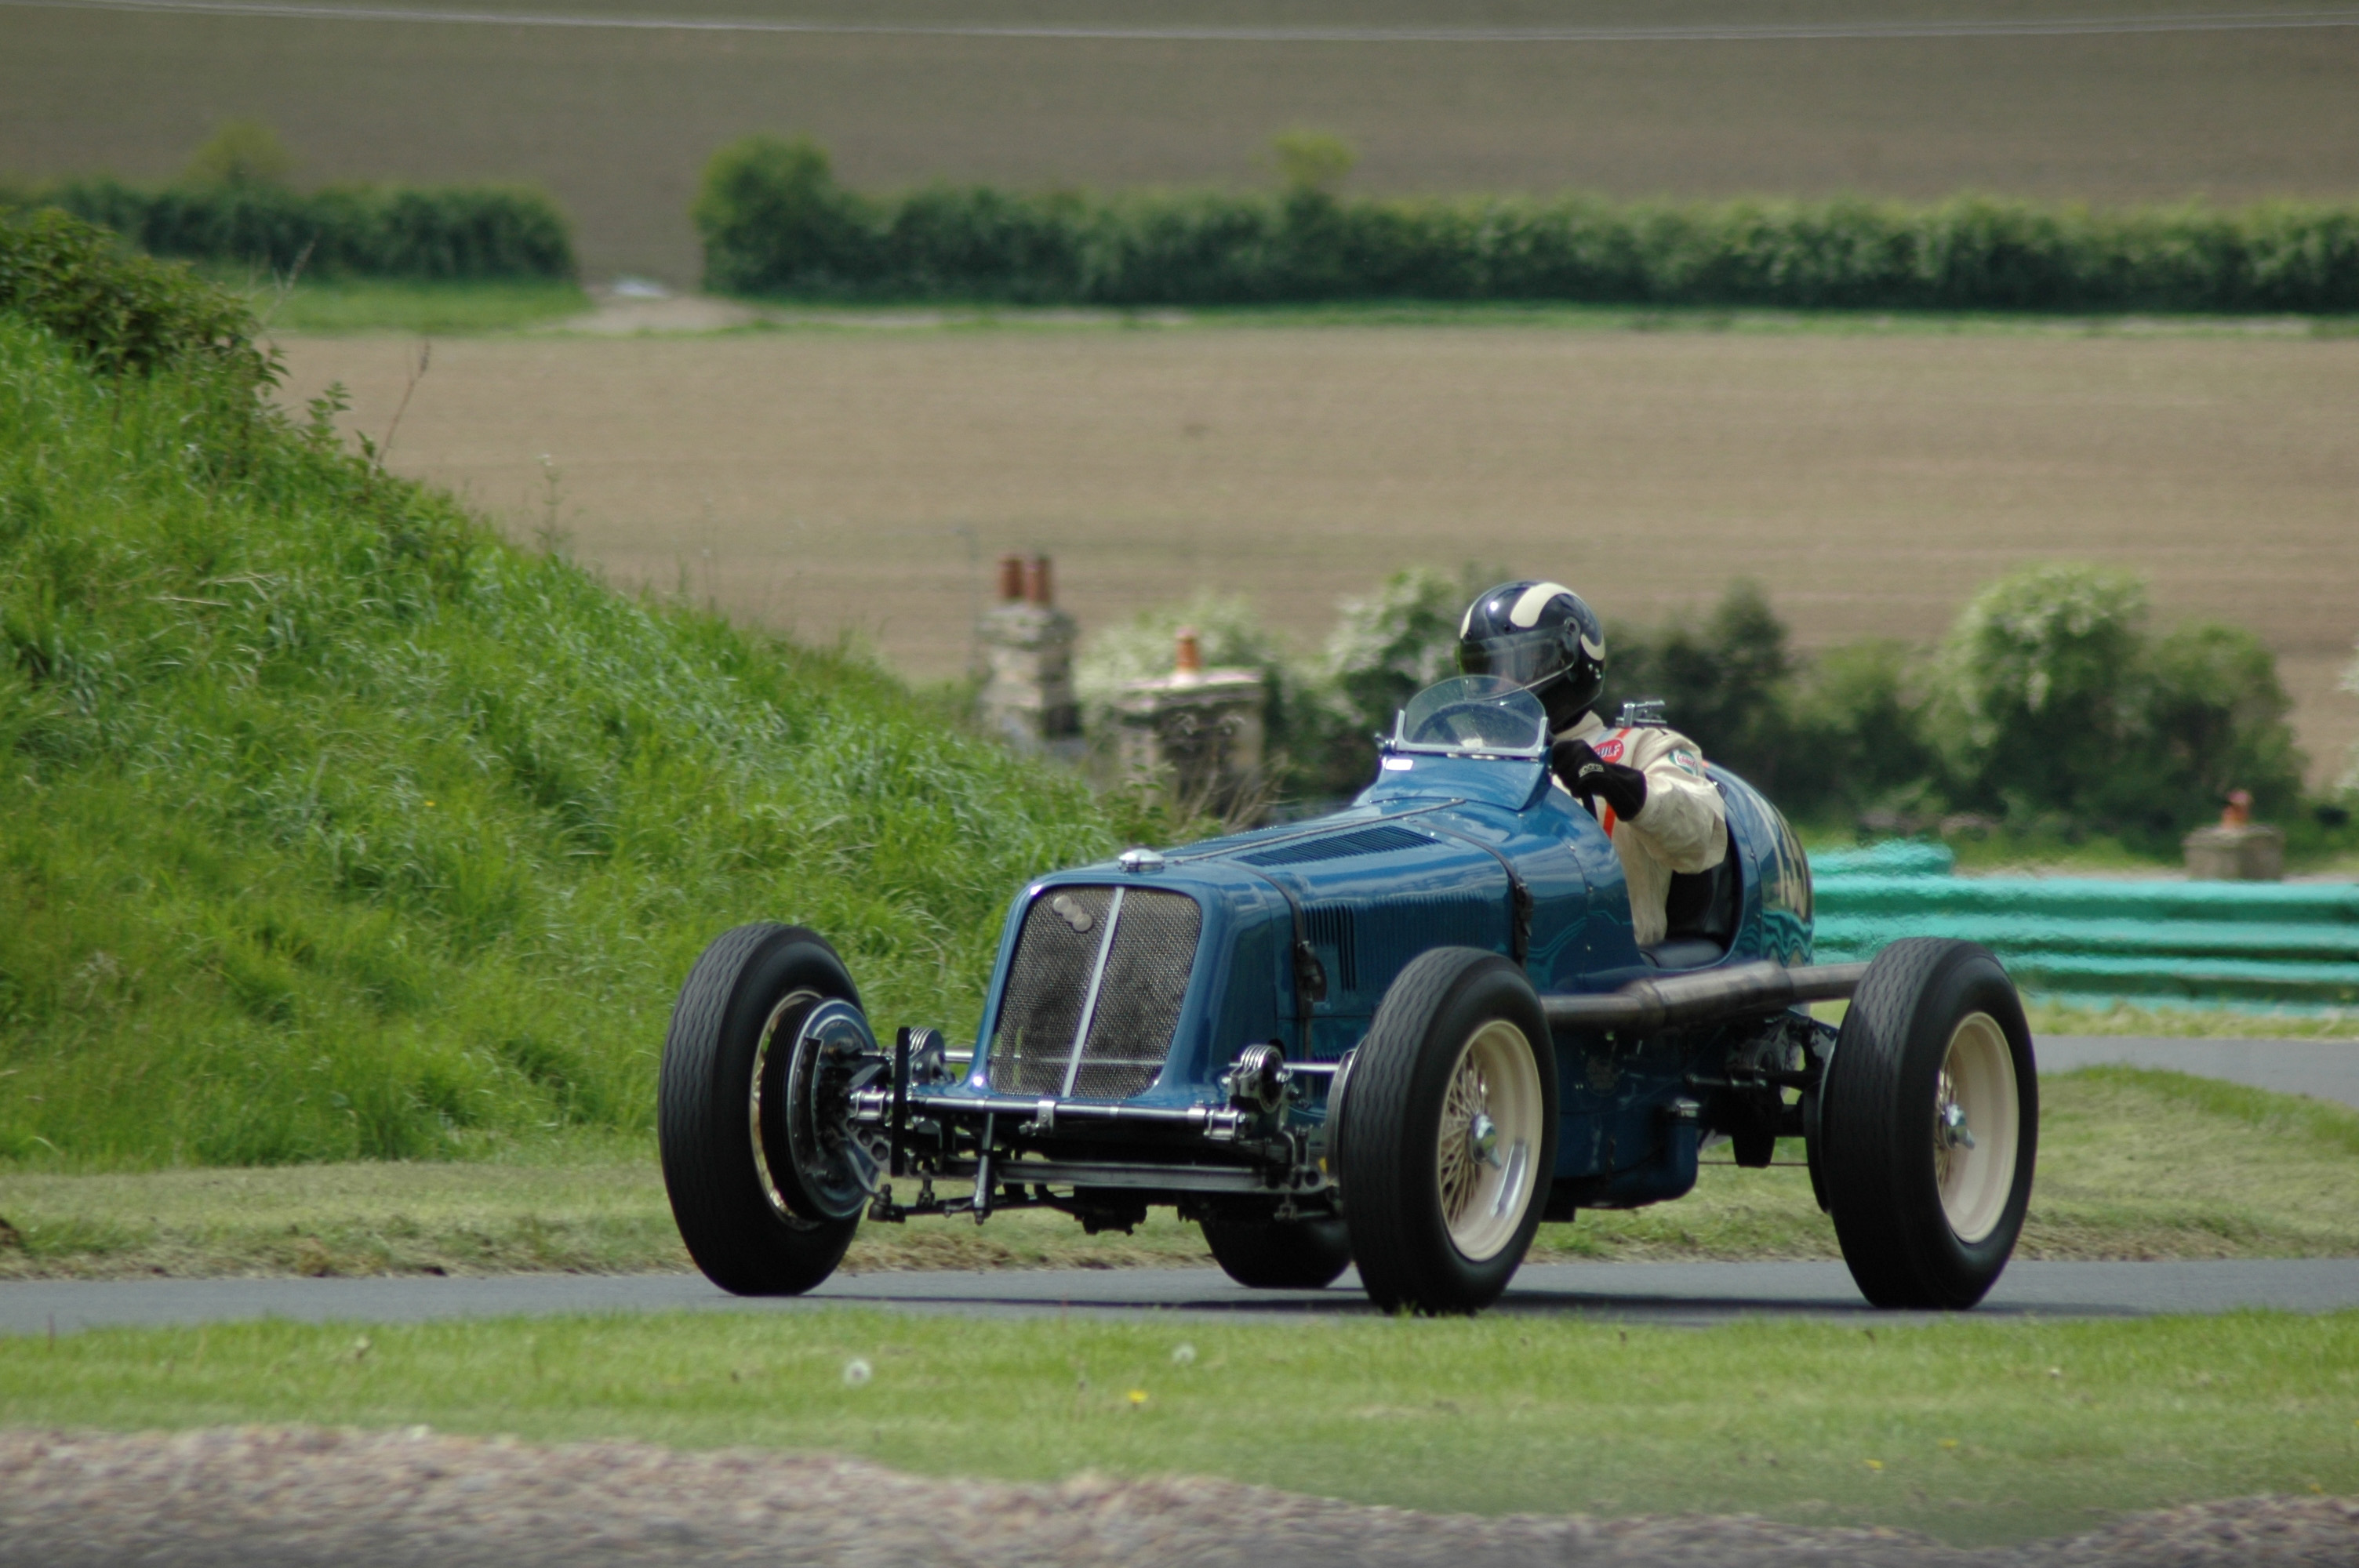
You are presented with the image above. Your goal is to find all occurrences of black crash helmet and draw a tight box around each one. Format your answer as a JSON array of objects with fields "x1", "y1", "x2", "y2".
[{"x1": 1457, "y1": 580, "x2": 1607, "y2": 729}]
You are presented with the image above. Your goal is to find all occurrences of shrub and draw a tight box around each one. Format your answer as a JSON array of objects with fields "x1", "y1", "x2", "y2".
[
  {"x1": 1268, "y1": 131, "x2": 1358, "y2": 195},
  {"x1": 1929, "y1": 563, "x2": 2151, "y2": 819},
  {"x1": 695, "y1": 136, "x2": 879, "y2": 295},
  {"x1": 2344, "y1": 643, "x2": 2359, "y2": 798},
  {"x1": 1927, "y1": 563, "x2": 2306, "y2": 835},
  {"x1": 1606, "y1": 580, "x2": 1798, "y2": 794},
  {"x1": 1315, "y1": 565, "x2": 1510, "y2": 791},
  {"x1": 184, "y1": 118, "x2": 296, "y2": 189},
  {"x1": 2142, "y1": 621, "x2": 2305, "y2": 820},
  {"x1": 31, "y1": 176, "x2": 573, "y2": 281},
  {"x1": 0, "y1": 207, "x2": 267, "y2": 383},
  {"x1": 1081, "y1": 564, "x2": 2308, "y2": 840},
  {"x1": 1785, "y1": 640, "x2": 1940, "y2": 817},
  {"x1": 691, "y1": 138, "x2": 2359, "y2": 312}
]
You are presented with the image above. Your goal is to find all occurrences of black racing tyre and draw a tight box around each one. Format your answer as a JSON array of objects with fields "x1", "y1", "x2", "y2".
[
  {"x1": 1819, "y1": 938, "x2": 2038, "y2": 1309},
  {"x1": 1200, "y1": 1214, "x2": 1354, "y2": 1290},
  {"x1": 1339, "y1": 947, "x2": 1558, "y2": 1315},
  {"x1": 658, "y1": 923, "x2": 866, "y2": 1296}
]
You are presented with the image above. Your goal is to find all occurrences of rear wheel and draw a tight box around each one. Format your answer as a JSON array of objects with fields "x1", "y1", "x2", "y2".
[
  {"x1": 1200, "y1": 1214, "x2": 1353, "y2": 1290},
  {"x1": 1819, "y1": 938, "x2": 2037, "y2": 1309},
  {"x1": 658, "y1": 924, "x2": 874, "y2": 1295},
  {"x1": 1339, "y1": 948, "x2": 1558, "y2": 1315}
]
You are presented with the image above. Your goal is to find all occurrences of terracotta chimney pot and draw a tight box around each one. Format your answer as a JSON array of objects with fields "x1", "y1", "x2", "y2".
[
  {"x1": 1174, "y1": 626, "x2": 1203, "y2": 677},
  {"x1": 995, "y1": 553, "x2": 1025, "y2": 603},
  {"x1": 1023, "y1": 554, "x2": 1054, "y2": 608},
  {"x1": 2223, "y1": 789, "x2": 2253, "y2": 829}
]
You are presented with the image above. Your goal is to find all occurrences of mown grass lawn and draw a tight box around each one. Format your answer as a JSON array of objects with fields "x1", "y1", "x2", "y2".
[
  {"x1": 5, "y1": 1069, "x2": 2351, "y2": 1279},
  {"x1": 2, "y1": 1308, "x2": 2352, "y2": 1548}
]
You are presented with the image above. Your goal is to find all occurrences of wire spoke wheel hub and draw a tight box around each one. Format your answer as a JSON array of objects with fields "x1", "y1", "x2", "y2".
[
  {"x1": 1434, "y1": 1018, "x2": 1543, "y2": 1262},
  {"x1": 1932, "y1": 1011, "x2": 2019, "y2": 1243},
  {"x1": 753, "y1": 993, "x2": 879, "y2": 1225}
]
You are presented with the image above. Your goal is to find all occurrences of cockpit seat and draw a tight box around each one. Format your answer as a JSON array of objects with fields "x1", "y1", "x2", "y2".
[
  {"x1": 1641, "y1": 846, "x2": 1741, "y2": 971},
  {"x1": 1641, "y1": 936, "x2": 1728, "y2": 971}
]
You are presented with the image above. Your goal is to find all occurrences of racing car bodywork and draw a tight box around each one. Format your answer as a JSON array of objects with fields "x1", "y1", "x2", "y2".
[{"x1": 660, "y1": 677, "x2": 2038, "y2": 1312}]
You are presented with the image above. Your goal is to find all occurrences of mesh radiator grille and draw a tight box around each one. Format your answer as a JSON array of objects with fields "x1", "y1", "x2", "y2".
[{"x1": 990, "y1": 886, "x2": 1201, "y2": 1101}]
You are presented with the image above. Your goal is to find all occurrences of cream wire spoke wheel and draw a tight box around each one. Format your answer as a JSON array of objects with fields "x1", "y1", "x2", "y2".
[
  {"x1": 1819, "y1": 938, "x2": 2037, "y2": 1310},
  {"x1": 1338, "y1": 947, "x2": 1558, "y2": 1315},
  {"x1": 1932, "y1": 1011, "x2": 2019, "y2": 1244},
  {"x1": 1434, "y1": 1019, "x2": 1543, "y2": 1262}
]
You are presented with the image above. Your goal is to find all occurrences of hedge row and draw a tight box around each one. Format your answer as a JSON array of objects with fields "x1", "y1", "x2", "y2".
[
  {"x1": 10, "y1": 177, "x2": 574, "y2": 281},
  {"x1": 698, "y1": 137, "x2": 2359, "y2": 312}
]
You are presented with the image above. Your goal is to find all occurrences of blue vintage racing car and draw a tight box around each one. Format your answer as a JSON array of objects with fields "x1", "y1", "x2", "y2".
[{"x1": 659, "y1": 675, "x2": 2037, "y2": 1313}]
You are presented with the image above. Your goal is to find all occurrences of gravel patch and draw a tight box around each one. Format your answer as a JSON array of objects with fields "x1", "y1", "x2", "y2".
[{"x1": 2, "y1": 1427, "x2": 2352, "y2": 1567}]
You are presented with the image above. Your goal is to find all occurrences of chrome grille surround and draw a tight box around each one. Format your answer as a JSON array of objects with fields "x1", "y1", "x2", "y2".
[{"x1": 990, "y1": 886, "x2": 1202, "y2": 1101}]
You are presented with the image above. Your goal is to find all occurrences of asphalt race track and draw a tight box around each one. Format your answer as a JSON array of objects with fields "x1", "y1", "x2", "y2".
[
  {"x1": 9, "y1": 1258, "x2": 2358, "y2": 1337},
  {"x1": 5, "y1": 1038, "x2": 2346, "y2": 1338},
  {"x1": 2041, "y1": 1035, "x2": 2359, "y2": 1108}
]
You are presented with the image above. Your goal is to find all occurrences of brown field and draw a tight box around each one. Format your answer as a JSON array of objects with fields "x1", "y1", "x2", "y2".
[
  {"x1": 271, "y1": 318, "x2": 2359, "y2": 782},
  {"x1": 7, "y1": 0, "x2": 2359, "y2": 281}
]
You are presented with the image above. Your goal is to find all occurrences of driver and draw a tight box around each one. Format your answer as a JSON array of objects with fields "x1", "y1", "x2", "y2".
[{"x1": 1457, "y1": 581, "x2": 1728, "y2": 949}]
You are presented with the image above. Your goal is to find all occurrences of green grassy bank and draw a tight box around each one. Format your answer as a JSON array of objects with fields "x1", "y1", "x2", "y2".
[
  {"x1": 0, "y1": 239, "x2": 1158, "y2": 1171},
  {"x1": 3, "y1": 1309, "x2": 2351, "y2": 1547}
]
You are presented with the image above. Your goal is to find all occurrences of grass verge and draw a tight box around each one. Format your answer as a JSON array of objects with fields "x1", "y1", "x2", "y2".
[
  {"x1": 234, "y1": 276, "x2": 589, "y2": 335},
  {"x1": 5, "y1": 1071, "x2": 2351, "y2": 1279},
  {"x1": 2, "y1": 1309, "x2": 2352, "y2": 1547},
  {"x1": 2022, "y1": 999, "x2": 2359, "y2": 1040}
]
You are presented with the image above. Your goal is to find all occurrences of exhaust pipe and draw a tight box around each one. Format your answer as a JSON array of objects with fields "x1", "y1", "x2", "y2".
[{"x1": 1540, "y1": 960, "x2": 1867, "y2": 1034}]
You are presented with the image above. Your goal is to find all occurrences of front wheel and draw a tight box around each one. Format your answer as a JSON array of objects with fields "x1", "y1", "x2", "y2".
[
  {"x1": 1819, "y1": 938, "x2": 2038, "y2": 1309},
  {"x1": 1201, "y1": 1214, "x2": 1353, "y2": 1290},
  {"x1": 1339, "y1": 947, "x2": 1558, "y2": 1315},
  {"x1": 658, "y1": 924, "x2": 874, "y2": 1295}
]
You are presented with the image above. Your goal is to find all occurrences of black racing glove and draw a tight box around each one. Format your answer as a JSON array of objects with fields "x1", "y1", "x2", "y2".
[{"x1": 1551, "y1": 739, "x2": 1648, "y2": 820}]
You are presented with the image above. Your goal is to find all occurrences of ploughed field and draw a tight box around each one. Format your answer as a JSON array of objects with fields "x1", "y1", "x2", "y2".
[
  {"x1": 8, "y1": 0, "x2": 2359, "y2": 281},
  {"x1": 273, "y1": 321, "x2": 2359, "y2": 782}
]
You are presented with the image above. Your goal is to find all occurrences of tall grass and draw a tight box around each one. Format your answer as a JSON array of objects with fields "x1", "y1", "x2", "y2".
[
  {"x1": 698, "y1": 136, "x2": 2359, "y2": 313},
  {"x1": 0, "y1": 304, "x2": 1130, "y2": 1169}
]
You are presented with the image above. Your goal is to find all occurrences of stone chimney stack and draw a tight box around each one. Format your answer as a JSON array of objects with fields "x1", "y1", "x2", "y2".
[
  {"x1": 977, "y1": 552, "x2": 1081, "y2": 757},
  {"x1": 2183, "y1": 788, "x2": 2285, "y2": 880},
  {"x1": 1115, "y1": 626, "x2": 1266, "y2": 822}
]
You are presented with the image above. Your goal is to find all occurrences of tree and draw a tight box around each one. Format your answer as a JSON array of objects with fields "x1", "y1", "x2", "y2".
[
  {"x1": 1268, "y1": 131, "x2": 1357, "y2": 196},
  {"x1": 1605, "y1": 579, "x2": 1796, "y2": 792},
  {"x1": 693, "y1": 136, "x2": 875, "y2": 294},
  {"x1": 184, "y1": 118, "x2": 294, "y2": 188},
  {"x1": 2140, "y1": 621, "x2": 2305, "y2": 821},
  {"x1": 1929, "y1": 562, "x2": 2148, "y2": 818}
]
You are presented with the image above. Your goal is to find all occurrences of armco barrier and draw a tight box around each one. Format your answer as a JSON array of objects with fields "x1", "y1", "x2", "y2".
[{"x1": 1808, "y1": 844, "x2": 2359, "y2": 1010}]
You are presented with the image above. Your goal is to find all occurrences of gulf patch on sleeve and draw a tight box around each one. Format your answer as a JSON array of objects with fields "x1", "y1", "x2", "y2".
[{"x1": 1594, "y1": 736, "x2": 1626, "y2": 763}]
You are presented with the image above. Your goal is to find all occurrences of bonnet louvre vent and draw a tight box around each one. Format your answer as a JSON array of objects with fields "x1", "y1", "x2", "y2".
[{"x1": 1240, "y1": 825, "x2": 1430, "y2": 867}]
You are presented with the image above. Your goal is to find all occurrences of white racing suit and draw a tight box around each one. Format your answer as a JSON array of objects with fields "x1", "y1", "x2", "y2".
[{"x1": 1554, "y1": 713, "x2": 1729, "y2": 949}]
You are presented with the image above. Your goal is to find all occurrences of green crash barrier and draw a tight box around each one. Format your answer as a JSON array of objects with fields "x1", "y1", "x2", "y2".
[{"x1": 1810, "y1": 843, "x2": 2359, "y2": 1010}]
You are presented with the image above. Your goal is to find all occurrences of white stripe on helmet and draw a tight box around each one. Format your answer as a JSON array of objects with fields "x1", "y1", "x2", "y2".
[
  {"x1": 1581, "y1": 633, "x2": 1606, "y2": 660},
  {"x1": 1508, "y1": 581, "x2": 1574, "y2": 629}
]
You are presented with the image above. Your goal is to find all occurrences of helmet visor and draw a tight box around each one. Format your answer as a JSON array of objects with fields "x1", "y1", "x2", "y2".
[{"x1": 1457, "y1": 625, "x2": 1565, "y2": 689}]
